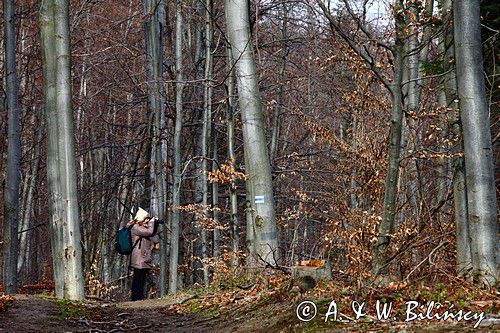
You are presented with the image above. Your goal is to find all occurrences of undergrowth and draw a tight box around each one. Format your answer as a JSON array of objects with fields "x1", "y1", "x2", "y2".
[{"x1": 0, "y1": 295, "x2": 15, "y2": 312}]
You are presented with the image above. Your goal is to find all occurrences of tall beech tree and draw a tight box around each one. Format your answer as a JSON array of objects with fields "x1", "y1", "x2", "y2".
[
  {"x1": 225, "y1": 44, "x2": 239, "y2": 261},
  {"x1": 224, "y1": 0, "x2": 280, "y2": 265},
  {"x1": 441, "y1": 0, "x2": 471, "y2": 277},
  {"x1": 2, "y1": 0, "x2": 22, "y2": 294},
  {"x1": 169, "y1": 0, "x2": 184, "y2": 293},
  {"x1": 453, "y1": 0, "x2": 499, "y2": 286},
  {"x1": 40, "y1": 0, "x2": 85, "y2": 300},
  {"x1": 199, "y1": 0, "x2": 214, "y2": 284},
  {"x1": 143, "y1": 0, "x2": 168, "y2": 296}
]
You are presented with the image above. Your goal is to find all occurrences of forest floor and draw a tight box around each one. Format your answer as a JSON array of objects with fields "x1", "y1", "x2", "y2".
[{"x1": 0, "y1": 291, "x2": 500, "y2": 333}]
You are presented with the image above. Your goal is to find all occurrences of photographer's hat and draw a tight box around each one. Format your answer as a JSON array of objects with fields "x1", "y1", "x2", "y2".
[{"x1": 134, "y1": 207, "x2": 150, "y2": 222}]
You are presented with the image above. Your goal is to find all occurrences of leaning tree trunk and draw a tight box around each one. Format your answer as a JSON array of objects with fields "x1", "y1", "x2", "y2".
[
  {"x1": 2, "y1": 0, "x2": 22, "y2": 294},
  {"x1": 169, "y1": 0, "x2": 184, "y2": 293},
  {"x1": 40, "y1": 0, "x2": 85, "y2": 300},
  {"x1": 224, "y1": 0, "x2": 280, "y2": 266},
  {"x1": 453, "y1": 0, "x2": 499, "y2": 286}
]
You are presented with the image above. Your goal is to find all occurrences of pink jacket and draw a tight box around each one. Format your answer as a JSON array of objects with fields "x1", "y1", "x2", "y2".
[{"x1": 126, "y1": 219, "x2": 155, "y2": 269}]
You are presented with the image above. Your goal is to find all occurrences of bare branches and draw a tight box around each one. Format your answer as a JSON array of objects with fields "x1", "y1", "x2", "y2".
[
  {"x1": 401, "y1": 68, "x2": 454, "y2": 88},
  {"x1": 316, "y1": 0, "x2": 392, "y2": 91},
  {"x1": 340, "y1": 0, "x2": 391, "y2": 51},
  {"x1": 256, "y1": 252, "x2": 291, "y2": 275}
]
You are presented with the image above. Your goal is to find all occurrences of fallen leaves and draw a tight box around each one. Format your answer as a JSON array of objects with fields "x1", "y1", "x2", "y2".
[{"x1": 0, "y1": 295, "x2": 15, "y2": 312}]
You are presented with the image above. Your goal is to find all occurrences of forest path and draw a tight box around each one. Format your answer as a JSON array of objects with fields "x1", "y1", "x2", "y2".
[
  {"x1": 0, "y1": 294, "x2": 83, "y2": 332},
  {"x1": 1, "y1": 294, "x2": 499, "y2": 332},
  {"x1": 0, "y1": 294, "x2": 222, "y2": 332}
]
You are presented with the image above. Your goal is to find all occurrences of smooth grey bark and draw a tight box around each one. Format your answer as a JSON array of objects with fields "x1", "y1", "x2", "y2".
[
  {"x1": 18, "y1": 119, "x2": 43, "y2": 276},
  {"x1": 373, "y1": 3, "x2": 405, "y2": 276},
  {"x1": 244, "y1": 187, "x2": 255, "y2": 264},
  {"x1": 191, "y1": 0, "x2": 206, "y2": 285},
  {"x1": 199, "y1": 0, "x2": 213, "y2": 284},
  {"x1": 54, "y1": 0, "x2": 85, "y2": 300},
  {"x1": 405, "y1": 1, "x2": 420, "y2": 212},
  {"x1": 441, "y1": 0, "x2": 471, "y2": 276},
  {"x1": 225, "y1": 44, "x2": 239, "y2": 259},
  {"x1": 76, "y1": 7, "x2": 90, "y2": 198},
  {"x1": 2, "y1": 0, "x2": 22, "y2": 294},
  {"x1": 212, "y1": 132, "x2": 221, "y2": 258},
  {"x1": 40, "y1": 0, "x2": 85, "y2": 300},
  {"x1": 169, "y1": 0, "x2": 184, "y2": 293},
  {"x1": 224, "y1": 0, "x2": 280, "y2": 266},
  {"x1": 436, "y1": 86, "x2": 449, "y2": 204},
  {"x1": 350, "y1": 117, "x2": 358, "y2": 211},
  {"x1": 289, "y1": 176, "x2": 304, "y2": 265},
  {"x1": 40, "y1": 0, "x2": 64, "y2": 297},
  {"x1": 420, "y1": 0, "x2": 434, "y2": 68},
  {"x1": 144, "y1": 0, "x2": 168, "y2": 296},
  {"x1": 204, "y1": 2, "x2": 220, "y2": 259},
  {"x1": 453, "y1": 0, "x2": 498, "y2": 286},
  {"x1": 270, "y1": 2, "x2": 288, "y2": 162}
]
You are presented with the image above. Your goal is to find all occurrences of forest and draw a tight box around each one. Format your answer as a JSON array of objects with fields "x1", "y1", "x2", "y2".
[{"x1": 0, "y1": 0, "x2": 499, "y2": 332}]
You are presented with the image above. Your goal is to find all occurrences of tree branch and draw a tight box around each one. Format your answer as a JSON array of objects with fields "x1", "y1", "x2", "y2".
[{"x1": 316, "y1": 0, "x2": 392, "y2": 91}]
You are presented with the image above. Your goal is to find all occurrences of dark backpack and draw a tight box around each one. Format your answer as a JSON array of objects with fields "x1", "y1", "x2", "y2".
[{"x1": 115, "y1": 226, "x2": 137, "y2": 255}]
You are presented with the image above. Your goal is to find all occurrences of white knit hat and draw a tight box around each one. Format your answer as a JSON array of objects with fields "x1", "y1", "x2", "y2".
[{"x1": 134, "y1": 207, "x2": 150, "y2": 222}]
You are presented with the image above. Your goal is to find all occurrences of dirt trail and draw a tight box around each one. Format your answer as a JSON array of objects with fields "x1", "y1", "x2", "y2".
[
  {"x1": 0, "y1": 294, "x2": 82, "y2": 332},
  {"x1": 0, "y1": 295, "x2": 219, "y2": 333},
  {"x1": 1, "y1": 294, "x2": 499, "y2": 332}
]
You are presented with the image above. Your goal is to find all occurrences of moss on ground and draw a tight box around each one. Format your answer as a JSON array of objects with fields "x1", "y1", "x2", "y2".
[{"x1": 38, "y1": 295, "x2": 93, "y2": 320}]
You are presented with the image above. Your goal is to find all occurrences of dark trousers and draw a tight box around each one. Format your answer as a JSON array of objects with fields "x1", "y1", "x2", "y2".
[{"x1": 131, "y1": 268, "x2": 149, "y2": 301}]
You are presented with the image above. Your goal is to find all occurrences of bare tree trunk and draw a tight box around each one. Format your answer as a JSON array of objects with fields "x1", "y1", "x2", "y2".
[
  {"x1": 453, "y1": 0, "x2": 498, "y2": 286},
  {"x1": 225, "y1": 44, "x2": 239, "y2": 261},
  {"x1": 144, "y1": 0, "x2": 168, "y2": 296},
  {"x1": 373, "y1": 2, "x2": 405, "y2": 277},
  {"x1": 212, "y1": 131, "x2": 220, "y2": 258},
  {"x1": 224, "y1": 0, "x2": 280, "y2": 266},
  {"x1": 40, "y1": 0, "x2": 64, "y2": 296},
  {"x1": 405, "y1": 0, "x2": 421, "y2": 215},
  {"x1": 40, "y1": 0, "x2": 85, "y2": 300},
  {"x1": 350, "y1": 117, "x2": 358, "y2": 211},
  {"x1": 419, "y1": 0, "x2": 434, "y2": 68},
  {"x1": 169, "y1": 0, "x2": 184, "y2": 293},
  {"x1": 2, "y1": 0, "x2": 22, "y2": 294},
  {"x1": 192, "y1": 0, "x2": 206, "y2": 285},
  {"x1": 199, "y1": 0, "x2": 213, "y2": 285},
  {"x1": 441, "y1": 0, "x2": 471, "y2": 276},
  {"x1": 18, "y1": 118, "x2": 43, "y2": 276},
  {"x1": 270, "y1": 1, "x2": 288, "y2": 162}
]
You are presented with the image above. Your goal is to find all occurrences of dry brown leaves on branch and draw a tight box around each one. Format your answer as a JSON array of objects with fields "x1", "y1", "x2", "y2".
[{"x1": 207, "y1": 161, "x2": 247, "y2": 187}]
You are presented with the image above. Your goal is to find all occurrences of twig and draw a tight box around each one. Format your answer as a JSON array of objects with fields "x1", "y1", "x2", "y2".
[
  {"x1": 256, "y1": 253, "x2": 291, "y2": 275},
  {"x1": 405, "y1": 241, "x2": 448, "y2": 281},
  {"x1": 236, "y1": 283, "x2": 255, "y2": 290}
]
